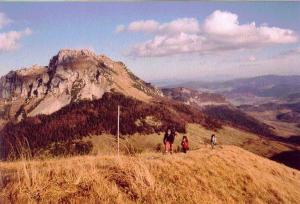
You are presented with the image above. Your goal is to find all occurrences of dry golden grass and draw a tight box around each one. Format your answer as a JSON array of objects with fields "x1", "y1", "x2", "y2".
[{"x1": 1, "y1": 145, "x2": 300, "y2": 204}]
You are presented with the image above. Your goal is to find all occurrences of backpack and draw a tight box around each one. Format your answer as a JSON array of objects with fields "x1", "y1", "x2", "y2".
[
  {"x1": 182, "y1": 140, "x2": 189, "y2": 149},
  {"x1": 211, "y1": 136, "x2": 216, "y2": 144}
]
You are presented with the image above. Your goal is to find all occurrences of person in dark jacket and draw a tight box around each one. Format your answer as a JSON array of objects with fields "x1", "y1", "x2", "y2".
[
  {"x1": 181, "y1": 135, "x2": 189, "y2": 153},
  {"x1": 163, "y1": 127, "x2": 177, "y2": 154},
  {"x1": 163, "y1": 128, "x2": 172, "y2": 153}
]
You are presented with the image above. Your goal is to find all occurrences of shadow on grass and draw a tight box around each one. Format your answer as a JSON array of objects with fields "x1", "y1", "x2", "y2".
[
  {"x1": 267, "y1": 135, "x2": 300, "y2": 146},
  {"x1": 271, "y1": 150, "x2": 300, "y2": 170}
]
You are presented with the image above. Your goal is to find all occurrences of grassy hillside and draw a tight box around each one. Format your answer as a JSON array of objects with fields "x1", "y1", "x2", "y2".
[
  {"x1": 85, "y1": 124, "x2": 297, "y2": 159},
  {"x1": 246, "y1": 110, "x2": 300, "y2": 137},
  {"x1": 1, "y1": 145, "x2": 299, "y2": 203},
  {"x1": 0, "y1": 93, "x2": 220, "y2": 160},
  {"x1": 203, "y1": 105, "x2": 274, "y2": 137},
  {"x1": 83, "y1": 123, "x2": 300, "y2": 171},
  {"x1": 239, "y1": 103, "x2": 300, "y2": 138}
]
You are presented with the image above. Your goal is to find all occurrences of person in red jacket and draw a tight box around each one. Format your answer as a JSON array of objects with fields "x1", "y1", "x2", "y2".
[{"x1": 181, "y1": 135, "x2": 189, "y2": 153}]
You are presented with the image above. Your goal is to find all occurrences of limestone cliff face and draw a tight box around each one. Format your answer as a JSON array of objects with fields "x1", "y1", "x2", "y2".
[
  {"x1": 0, "y1": 49, "x2": 162, "y2": 121},
  {"x1": 0, "y1": 65, "x2": 48, "y2": 100}
]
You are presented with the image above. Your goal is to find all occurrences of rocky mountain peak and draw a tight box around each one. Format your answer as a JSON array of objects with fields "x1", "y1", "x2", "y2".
[
  {"x1": 49, "y1": 49, "x2": 98, "y2": 70},
  {"x1": 0, "y1": 49, "x2": 162, "y2": 121}
]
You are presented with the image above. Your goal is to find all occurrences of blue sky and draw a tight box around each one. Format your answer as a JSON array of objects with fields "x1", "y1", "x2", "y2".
[{"x1": 0, "y1": 2, "x2": 299, "y2": 81}]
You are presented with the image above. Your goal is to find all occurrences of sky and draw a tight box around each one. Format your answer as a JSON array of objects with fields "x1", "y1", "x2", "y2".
[{"x1": 0, "y1": 2, "x2": 299, "y2": 81}]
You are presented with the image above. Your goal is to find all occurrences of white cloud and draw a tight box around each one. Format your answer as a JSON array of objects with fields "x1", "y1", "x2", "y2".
[
  {"x1": 0, "y1": 12, "x2": 12, "y2": 29},
  {"x1": 0, "y1": 12, "x2": 32, "y2": 53},
  {"x1": 130, "y1": 33, "x2": 205, "y2": 57},
  {"x1": 0, "y1": 28, "x2": 32, "y2": 52},
  {"x1": 158, "y1": 18, "x2": 200, "y2": 35},
  {"x1": 203, "y1": 10, "x2": 240, "y2": 36},
  {"x1": 127, "y1": 20, "x2": 159, "y2": 33},
  {"x1": 118, "y1": 18, "x2": 200, "y2": 35},
  {"x1": 117, "y1": 10, "x2": 298, "y2": 57},
  {"x1": 203, "y1": 10, "x2": 297, "y2": 47}
]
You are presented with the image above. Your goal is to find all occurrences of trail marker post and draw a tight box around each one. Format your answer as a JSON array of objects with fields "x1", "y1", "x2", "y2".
[{"x1": 117, "y1": 105, "x2": 120, "y2": 157}]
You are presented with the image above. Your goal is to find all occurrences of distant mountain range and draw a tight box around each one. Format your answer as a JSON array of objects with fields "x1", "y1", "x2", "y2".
[
  {"x1": 167, "y1": 75, "x2": 300, "y2": 133},
  {"x1": 164, "y1": 75, "x2": 300, "y2": 105}
]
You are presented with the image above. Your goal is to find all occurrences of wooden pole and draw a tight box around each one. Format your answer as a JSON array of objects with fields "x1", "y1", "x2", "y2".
[{"x1": 117, "y1": 105, "x2": 120, "y2": 157}]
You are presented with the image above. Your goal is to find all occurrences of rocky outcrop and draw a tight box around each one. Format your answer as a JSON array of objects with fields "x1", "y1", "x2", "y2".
[
  {"x1": 0, "y1": 49, "x2": 163, "y2": 121},
  {"x1": 0, "y1": 65, "x2": 48, "y2": 100}
]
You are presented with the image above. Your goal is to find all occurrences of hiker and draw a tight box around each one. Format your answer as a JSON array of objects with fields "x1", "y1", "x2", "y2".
[
  {"x1": 169, "y1": 128, "x2": 177, "y2": 153},
  {"x1": 163, "y1": 127, "x2": 176, "y2": 154},
  {"x1": 211, "y1": 134, "x2": 217, "y2": 149},
  {"x1": 163, "y1": 128, "x2": 172, "y2": 153},
  {"x1": 181, "y1": 135, "x2": 189, "y2": 153}
]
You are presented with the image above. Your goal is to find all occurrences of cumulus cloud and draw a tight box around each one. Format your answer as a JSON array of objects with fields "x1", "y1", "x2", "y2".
[
  {"x1": 204, "y1": 10, "x2": 297, "y2": 45},
  {"x1": 127, "y1": 20, "x2": 159, "y2": 33},
  {"x1": 117, "y1": 10, "x2": 298, "y2": 57},
  {"x1": 130, "y1": 33, "x2": 208, "y2": 57},
  {"x1": 117, "y1": 18, "x2": 200, "y2": 35},
  {"x1": 0, "y1": 28, "x2": 32, "y2": 52},
  {"x1": 0, "y1": 12, "x2": 32, "y2": 53}
]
